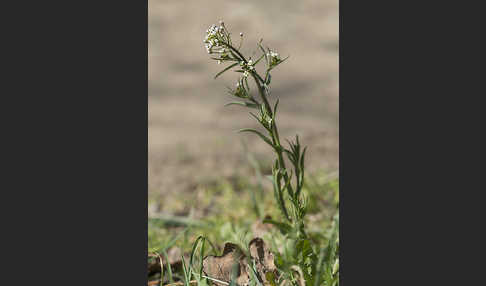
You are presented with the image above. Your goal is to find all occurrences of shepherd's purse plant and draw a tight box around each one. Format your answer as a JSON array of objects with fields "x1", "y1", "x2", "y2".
[{"x1": 202, "y1": 20, "x2": 339, "y2": 286}]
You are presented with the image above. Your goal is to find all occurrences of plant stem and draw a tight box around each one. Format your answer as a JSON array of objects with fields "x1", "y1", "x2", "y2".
[
  {"x1": 251, "y1": 71, "x2": 295, "y2": 201},
  {"x1": 224, "y1": 41, "x2": 297, "y2": 220}
]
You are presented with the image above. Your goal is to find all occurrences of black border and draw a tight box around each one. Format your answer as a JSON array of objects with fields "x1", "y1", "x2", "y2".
[
  {"x1": 340, "y1": 1, "x2": 485, "y2": 284},
  {"x1": 3, "y1": 0, "x2": 148, "y2": 284}
]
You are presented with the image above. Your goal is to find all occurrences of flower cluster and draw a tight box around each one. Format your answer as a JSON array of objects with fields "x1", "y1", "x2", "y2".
[
  {"x1": 204, "y1": 22, "x2": 227, "y2": 54},
  {"x1": 267, "y1": 50, "x2": 281, "y2": 67},
  {"x1": 239, "y1": 59, "x2": 255, "y2": 77},
  {"x1": 259, "y1": 104, "x2": 273, "y2": 129}
]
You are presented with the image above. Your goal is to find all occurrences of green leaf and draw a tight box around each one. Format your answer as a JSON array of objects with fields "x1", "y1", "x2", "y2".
[
  {"x1": 248, "y1": 111, "x2": 262, "y2": 124},
  {"x1": 238, "y1": 128, "x2": 274, "y2": 148},
  {"x1": 300, "y1": 146, "x2": 308, "y2": 172},
  {"x1": 253, "y1": 53, "x2": 265, "y2": 66},
  {"x1": 211, "y1": 57, "x2": 237, "y2": 62},
  {"x1": 271, "y1": 168, "x2": 290, "y2": 221},
  {"x1": 189, "y1": 236, "x2": 205, "y2": 270},
  {"x1": 272, "y1": 98, "x2": 279, "y2": 119},
  {"x1": 262, "y1": 218, "x2": 292, "y2": 234},
  {"x1": 282, "y1": 170, "x2": 293, "y2": 193},
  {"x1": 258, "y1": 40, "x2": 268, "y2": 65},
  {"x1": 244, "y1": 77, "x2": 250, "y2": 91},
  {"x1": 229, "y1": 49, "x2": 240, "y2": 61},
  {"x1": 181, "y1": 255, "x2": 191, "y2": 285},
  {"x1": 268, "y1": 55, "x2": 290, "y2": 72},
  {"x1": 266, "y1": 73, "x2": 272, "y2": 85},
  {"x1": 214, "y1": 62, "x2": 238, "y2": 79},
  {"x1": 161, "y1": 250, "x2": 174, "y2": 284},
  {"x1": 265, "y1": 272, "x2": 278, "y2": 286},
  {"x1": 224, "y1": 101, "x2": 259, "y2": 109}
]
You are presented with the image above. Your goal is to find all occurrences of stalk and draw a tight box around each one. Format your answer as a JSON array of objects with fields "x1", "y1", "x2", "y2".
[{"x1": 204, "y1": 21, "x2": 307, "y2": 229}]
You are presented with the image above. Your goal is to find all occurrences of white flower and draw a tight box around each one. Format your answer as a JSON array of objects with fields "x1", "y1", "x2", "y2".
[
  {"x1": 243, "y1": 71, "x2": 249, "y2": 77},
  {"x1": 267, "y1": 51, "x2": 279, "y2": 58},
  {"x1": 204, "y1": 22, "x2": 227, "y2": 54},
  {"x1": 239, "y1": 32, "x2": 243, "y2": 37}
]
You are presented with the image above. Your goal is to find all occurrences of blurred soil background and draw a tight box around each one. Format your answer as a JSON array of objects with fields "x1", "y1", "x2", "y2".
[{"x1": 148, "y1": 0, "x2": 338, "y2": 215}]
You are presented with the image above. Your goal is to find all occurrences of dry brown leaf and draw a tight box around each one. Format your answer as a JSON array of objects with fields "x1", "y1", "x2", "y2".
[
  {"x1": 202, "y1": 243, "x2": 250, "y2": 286},
  {"x1": 202, "y1": 237, "x2": 277, "y2": 286},
  {"x1": 249, "y1": 237, "x2": 277, "y2": 283}
]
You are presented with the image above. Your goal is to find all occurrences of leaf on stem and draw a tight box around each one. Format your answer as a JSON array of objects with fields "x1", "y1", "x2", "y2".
[
  {"x1": 262, "y1": 217, "x2": 292, "y2": 234},
  {"x1": 300, "y1": 146, "x2": 307, "y2": 173},
  {"x1": 257, "y1": 40, "x2": 268, "y2": 66},
  {"x1": 244, "y1": 77, "x2": 251, "y2": 92},
  {"x1": 253, "y1": 54, "x2": 265, "y2": 66},
  {"x1": 224, "y1": 102, "x2": 259, "y2": 109},
  {"x1": 272, "y1": 98, "x2": 279, "y2": 119},
  {"x1": 214, "y1": 62, "x2": 239, "y2": 79},
  {"x1": 238, "y1": 128, "x2": 275, "y2": 149},
  {"x1": 268, "y1": 55, "x2": 290, "y2": 72}
]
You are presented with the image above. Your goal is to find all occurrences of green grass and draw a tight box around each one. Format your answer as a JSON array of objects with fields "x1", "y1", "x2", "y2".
[{"x1": 148, "y1": 170, "x2": 338, "y2": 285}]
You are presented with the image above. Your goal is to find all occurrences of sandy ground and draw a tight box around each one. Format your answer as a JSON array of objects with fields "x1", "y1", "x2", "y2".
[{"x1": 148, "y1": 0, "x2": 338, "y2": 210}]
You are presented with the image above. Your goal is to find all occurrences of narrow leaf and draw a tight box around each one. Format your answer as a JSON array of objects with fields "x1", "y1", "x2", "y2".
[
  {"x1": 229, "y1": 49, "x2": 240, "y2": 61},
  {"x1": 300, "y1": 146, "x2": 308, "y2": 171},
  {"x1": 214, "y1": 62, "x2": 238, "y2": 79},
  {"x1": 224, "y1": 102, "x2": 259, "y2": 109},
  {"x1": 161, "y1": 250, "x2": 174, "y2": 284},
  {"x1": 262, "y1": 218, "x2": 292, "y2": 234},
  {"x1": 253, "y1": 54, "x2": 265, "y2": 66},
  {"x1": 244, "y1": 77, "x2": 250, "y2": 92},
  {"x1": 273, "y1": 98, "x2": 279, "y2": 119},
  {"x1": 258, "y1": 40, "x2": 268, "y2": 65},
  {"x1": 266, "y1": 73, "x2": 272, "y2": 85},
  {"x1": 238, "y1": 128, "x2": 274, "y2": 148},
  {"x1": 268, "y1": 55, "x2": 290, "y2": 72},
  {"x1": 190, "y1": 236, "x2": 204, "y2": 268}
]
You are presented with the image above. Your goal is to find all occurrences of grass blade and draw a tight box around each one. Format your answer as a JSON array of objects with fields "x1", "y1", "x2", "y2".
[{"x1": 161, "y1": 250, "x2": 174, "y2": 284}]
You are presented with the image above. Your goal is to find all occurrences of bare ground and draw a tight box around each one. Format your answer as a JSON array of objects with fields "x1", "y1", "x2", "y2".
[{"x1": 148, "y1": 0, "x2": 338, "y2": 212}]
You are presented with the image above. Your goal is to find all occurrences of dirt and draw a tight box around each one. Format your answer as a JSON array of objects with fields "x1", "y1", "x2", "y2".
[{"x1": 148, "y1": 0, "x2": 338, "y2": 211}]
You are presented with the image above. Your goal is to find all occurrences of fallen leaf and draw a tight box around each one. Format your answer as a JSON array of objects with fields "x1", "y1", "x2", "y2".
[
  {"x1": 202, "y1": 243, "x2": 249, "y2": 286},
  {"x1": 202, "y1": 237, "x2": 277, "y2": 286},
  {"x1": 249, "y1": 237, "x2": 277, "y2": 283}
]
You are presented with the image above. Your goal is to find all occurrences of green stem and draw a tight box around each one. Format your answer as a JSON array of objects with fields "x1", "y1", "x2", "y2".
[
  {"x1": 223, "y1": 40, "x2": 297, "y2": 218},
  {"x1": 251, "y1": 72, "x2": 295, "y2": 199}
]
